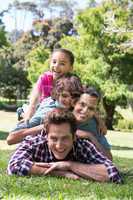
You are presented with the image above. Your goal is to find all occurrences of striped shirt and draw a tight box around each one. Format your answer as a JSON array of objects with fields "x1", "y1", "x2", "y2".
[{"x1": 7, "y1": 134, "x2": 122, "y2": 183}]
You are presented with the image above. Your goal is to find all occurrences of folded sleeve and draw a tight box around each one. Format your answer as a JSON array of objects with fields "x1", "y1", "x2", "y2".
[{"x1": 7, "y1": 138, "x2": 34, "y2": 176}]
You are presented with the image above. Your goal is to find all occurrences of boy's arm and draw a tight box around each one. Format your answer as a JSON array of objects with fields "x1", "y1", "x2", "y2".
[
  {"x1": 35, "y1": 161, "x2": 108, "y2": 182},
  {"x1": 7, "y1": 125, "x2": 43, "y2": 145},
  {"x1": 36, "y1": 159, "x2": 121, "y2": 183},
  {"x1": 76, "y1": 130, "x2": 112, "y2": 160},
  {"x1": 30, "y1": 163, "x2": 80, "y2": 180}
]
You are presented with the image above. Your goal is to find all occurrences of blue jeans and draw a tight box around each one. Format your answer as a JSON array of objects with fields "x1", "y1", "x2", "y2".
[{"x1": 12, "y1": 117, "x2": 42, "y2": 132}]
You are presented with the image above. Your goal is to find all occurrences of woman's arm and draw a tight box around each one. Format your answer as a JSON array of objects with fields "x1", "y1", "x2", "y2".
[{"x1": 94, "y1": 112, "x2": 107, "y2": 135}]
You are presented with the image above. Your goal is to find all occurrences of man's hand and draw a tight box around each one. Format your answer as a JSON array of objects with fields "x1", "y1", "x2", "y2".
[{"x1": 36, "y1": 161, "x2": 71, "y2": 175}]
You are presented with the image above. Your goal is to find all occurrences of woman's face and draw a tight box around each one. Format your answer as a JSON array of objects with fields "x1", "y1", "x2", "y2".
[{"x1": 73, "y1": 94, "x2": 98, "y2": 123}]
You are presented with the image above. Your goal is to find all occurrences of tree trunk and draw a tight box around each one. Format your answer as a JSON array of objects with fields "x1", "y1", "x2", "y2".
[{"x1": 103, "y1": 98, "x2": 116, "y2": 130}]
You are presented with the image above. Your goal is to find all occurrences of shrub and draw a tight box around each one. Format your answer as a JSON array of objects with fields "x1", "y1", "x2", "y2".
[{"x1": 115, "y1": 119, "x2": 133, "y2": 132}]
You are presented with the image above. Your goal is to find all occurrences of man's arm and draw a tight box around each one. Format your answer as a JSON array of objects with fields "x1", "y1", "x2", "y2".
[
  {"x1": 7, "y1": 125, "x2": 43, "y2": 145},
  {"x1": 76, "y1": 130, "x2": 112, "y2": 160}
]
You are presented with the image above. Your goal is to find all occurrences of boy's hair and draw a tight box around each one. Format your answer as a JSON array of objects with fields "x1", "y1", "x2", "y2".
[
  {"x1": 51, "y1": 73, "x2": 83, "y2": 101},
  {"x1": 52, "y1": 48, "x2": 74, "y2": 66},
  {"x1": 44, "y1": 108, "x2": 77, "y2": 137},
  {"x1": 83, "y1": 86, "x2": 101, "y2": 102}
]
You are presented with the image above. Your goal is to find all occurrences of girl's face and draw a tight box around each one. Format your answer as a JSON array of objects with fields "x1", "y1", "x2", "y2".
[
  {"x1": 50, "y1": 51, "x2": 73, "y2": 80},
  {"x1": 73, "y1": 94, "x2": 98, "y2": 123},
  {"x1": 58, "y1": 91, "x2": 73, "y2": 109}
]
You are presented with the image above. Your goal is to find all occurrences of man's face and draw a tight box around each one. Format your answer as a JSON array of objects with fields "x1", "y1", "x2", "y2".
[
  {"x1": 47, "y1": 123, "x2": 74, "y2": 160},
  {"x1": 73, "y1": 94, "x2": 98, "y2": 123},
  {"x1": 58, "y1": 91, "x2": 73, "y2": 109},
  {"x1": 50, "y1": 51, "x2": 73, "y2": 80}
]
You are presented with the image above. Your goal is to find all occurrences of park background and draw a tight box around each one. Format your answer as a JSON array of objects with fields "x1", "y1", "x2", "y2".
[{"x1": 0, "y1": 0, "x2": 133, "y2": 199}]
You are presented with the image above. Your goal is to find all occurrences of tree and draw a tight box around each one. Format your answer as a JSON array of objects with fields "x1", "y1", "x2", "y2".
[
  {"x1": 0, "y1": 11, "x2": 8, "y2": 47},
  {"x1": 0, "y1": 46, "x2": 31, "y2": 101},
  {"x1": 25, "y1": 45, "x2": 50, "y2": 84},
  {"x1": 60, "y1": 1, "x2": 133, "y2": 129},
  {"x1": 8, "y1": 0, "x2": 75, "y2": 22}
]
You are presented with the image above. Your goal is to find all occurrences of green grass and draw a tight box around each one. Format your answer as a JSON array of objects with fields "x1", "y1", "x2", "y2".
[
  {"x1": 0, "y1": 131, "x2": 8, "y2": 140},
  {"x1": 0, "y1": 150, "x2": 133, "y2": 200},
  {"x1": 0, "y1": 111, "x2": 133, "y2": 199}
]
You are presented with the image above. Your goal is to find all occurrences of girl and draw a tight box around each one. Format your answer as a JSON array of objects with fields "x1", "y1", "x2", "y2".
[{"x1": 18, "y1": 48, "x2": 74, "y2": 122}]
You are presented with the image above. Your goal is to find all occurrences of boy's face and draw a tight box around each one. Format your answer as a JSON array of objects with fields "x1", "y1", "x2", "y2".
[
  {"x1": 58, "y1": 91, "x2": 73, "y2": 109},
  {"x1": 73, "y1": 94, "x2": 98, "y2": 123},
  {"x1": 47, "y1": 123, "x2": 74, "y2": 160},
  {"x1": 50, "y1": 51, "x2": 73, "y2": 80}
]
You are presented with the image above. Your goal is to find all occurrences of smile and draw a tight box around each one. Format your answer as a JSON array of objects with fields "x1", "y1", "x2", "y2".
[{"x1": 55, "y1": 149, "x2": 66, "y2": 154}]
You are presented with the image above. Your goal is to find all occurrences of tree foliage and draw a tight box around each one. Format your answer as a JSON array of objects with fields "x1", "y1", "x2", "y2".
[
  {"x1": 8, "y1": 0, "x2": 74, "y2": 21},
  {"x1": 0, "y1": 46, "x2": 31, "y2": 101},
  {"x1": 60, "y1": 1, "x2": 133, "y2": 129},
  {"x1": 25, "y1": 45, "x2": 50, "y2": 84},
  {"x1": 0, "y1": 11, "x2": 9, "y2": 47}
]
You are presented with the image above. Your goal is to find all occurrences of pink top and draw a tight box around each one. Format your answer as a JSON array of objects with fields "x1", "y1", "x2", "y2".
[{"x1": 36, "y1": 71, "x2": 53, "y2": 102}]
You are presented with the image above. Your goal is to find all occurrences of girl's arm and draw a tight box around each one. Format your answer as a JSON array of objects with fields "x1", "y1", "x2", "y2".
[{"x1": 24, "y1": 84, "x2": 41, "y2": 121}]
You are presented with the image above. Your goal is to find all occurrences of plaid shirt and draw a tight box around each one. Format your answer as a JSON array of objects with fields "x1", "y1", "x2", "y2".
[{"x1": 7, "y1": 134, "x2": 122, "y2": 183}]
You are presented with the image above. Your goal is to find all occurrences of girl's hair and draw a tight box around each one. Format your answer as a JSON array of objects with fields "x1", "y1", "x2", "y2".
[
  {"x1": 52, "y1": 48, "x2": 74, "y2": 66},
  {"x1": 44, "y1": 108, "x2": 77, "y2": 137},
  {"x1": 51, "y1": 73, "x2": 83, "y2": 101}
]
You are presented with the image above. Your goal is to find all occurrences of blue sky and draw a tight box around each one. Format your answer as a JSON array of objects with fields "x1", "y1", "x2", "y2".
[{"x1": 0, "y1": 0, "x2": 91, "y2": 32}]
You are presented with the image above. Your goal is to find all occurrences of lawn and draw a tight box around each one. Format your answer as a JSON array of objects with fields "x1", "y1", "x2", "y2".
[
  {"x1": 0, "y1": 150, "x2": 133, "y2": 200},
  {"x1": 0, "y1": 111, "x2": 133, "y2": 199}
]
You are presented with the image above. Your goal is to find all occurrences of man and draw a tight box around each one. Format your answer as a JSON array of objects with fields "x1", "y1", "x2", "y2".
[
  {"x1": 8, "y1": 108, "x2": 122, "y2": 183},
  {"x1": 74, "y1": 86, "x2": 112, "y2": 160}
]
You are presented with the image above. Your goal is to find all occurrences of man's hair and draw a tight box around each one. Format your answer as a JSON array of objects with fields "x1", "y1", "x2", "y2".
[
  {"x1": 52, "y1": 48, "x2": 74, "y2": 66},
  {"x1": 51, "y1": 73, "x2": 83, "y2": 102},
  {"x1": 83, "y1": 86, "x2": 101, "y2": 102},
  {"x1": 44, "y1": 108, "x2": 77, "y2": 137}
]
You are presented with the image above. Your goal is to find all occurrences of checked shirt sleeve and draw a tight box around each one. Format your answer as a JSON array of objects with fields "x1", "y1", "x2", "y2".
[
  {"x1": 79, "y1": 140, "x2": 122, "y2": 184},
  {"x1": 7, "y1": 138, "x2": 34, "y2": 176}
]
